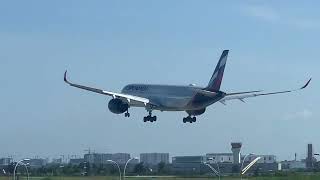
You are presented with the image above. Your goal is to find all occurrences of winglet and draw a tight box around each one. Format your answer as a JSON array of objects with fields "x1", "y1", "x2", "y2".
[
  {"x1": 64, "y1": 70, "x2": 70, "y2": 84},
  {"x1": 301, "y1": 78, "x2": 312, "y2": 89}
]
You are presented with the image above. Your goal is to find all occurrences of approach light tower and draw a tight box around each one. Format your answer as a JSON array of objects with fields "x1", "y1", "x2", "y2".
[{"x1": 231, "y1": 142, "x2": 242, "y2": 164}]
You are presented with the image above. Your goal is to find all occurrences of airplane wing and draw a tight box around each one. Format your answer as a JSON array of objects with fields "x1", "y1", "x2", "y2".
[
  {"x1": 64, "y1": 71, "x2": 156, "y2": 107},
  {"x1": 220, "y1": 78, "x2": 311, "y2": 103}
]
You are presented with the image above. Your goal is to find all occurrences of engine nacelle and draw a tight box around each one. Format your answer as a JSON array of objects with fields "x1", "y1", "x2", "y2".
[
  {"x1": 186, "y1": 108, "x2": 206, "y2": 116},
  {"x1": 108, "y1": 99, "x2": 129, "y2": 114}
]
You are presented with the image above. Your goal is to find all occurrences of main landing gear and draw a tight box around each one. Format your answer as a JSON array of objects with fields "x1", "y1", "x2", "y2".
[
  {"x1": 124, "y1": 110, "x2": 130, "y2": 117},
  {"x1": 183, "y1": 116, "x2": 196, "y2": 123},
  {"x1": 143, "y1": 111, "x2": 157, "y2": 122}
]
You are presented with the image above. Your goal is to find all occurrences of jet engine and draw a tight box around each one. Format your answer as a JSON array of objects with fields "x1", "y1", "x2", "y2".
[
  {"x1": 186, "y1": 108, "x2": 206, "y2": 116},
  {"x1": 108, "y1": 99, "x2": 129, "y2": 114}
]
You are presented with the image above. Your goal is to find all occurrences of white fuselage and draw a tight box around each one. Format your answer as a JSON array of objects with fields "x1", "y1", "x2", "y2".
[{"x1": 121, "y1": 84, "x2": 224, "y2": 111}]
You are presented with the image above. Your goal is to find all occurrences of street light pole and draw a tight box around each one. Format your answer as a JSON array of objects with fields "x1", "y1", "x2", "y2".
[
  {"x1": 217, "y1": 162, "x2": 220, "y2": 177},
  {"x1": 107, "y1": 160, "x2": 121, "y2": 180},
  {"x1": 241, "y1": 153, "x2": 255, "y2": 173},
  {"x1": 240, "y1": 153, "x2": 255, "y2": 180},
  {"x1": 123, "y1": 157, "x2": 138, "y2": 180},
  {"x1": 20, "y1": 162, "x2": 30, "y2": 180},
  {"x1": 59, "y1": 165, "x2": 64, "y2": 180},
  {"x1": 13, "y1": 159, "x2": 30, "y2": 180}
]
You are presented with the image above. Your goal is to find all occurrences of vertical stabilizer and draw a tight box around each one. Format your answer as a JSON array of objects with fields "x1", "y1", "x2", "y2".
[{"x1": 206, "y1": 50, "x2": 229, "y2": 91}]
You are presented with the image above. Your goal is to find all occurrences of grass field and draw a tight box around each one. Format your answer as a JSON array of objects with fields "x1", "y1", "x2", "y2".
[{"x1": 1, "y1": 174, "x2": 320, "y2": 180}]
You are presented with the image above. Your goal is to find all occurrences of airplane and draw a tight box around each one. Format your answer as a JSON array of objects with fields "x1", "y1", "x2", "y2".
[{"x1": 64, "y1": 50, "x2": 311, "y2": 123}]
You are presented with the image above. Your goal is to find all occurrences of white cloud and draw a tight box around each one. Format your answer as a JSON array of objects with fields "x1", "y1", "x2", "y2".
[
  {"x1": 283, "y1": 109, "x2": 313, "y2": 121},
  {"x1": 245, "y1": 5, "x2": 279, "y2": 23},
  {"x1": 290, "y1": 18, "x2": 320, "y2": 29},
  {"x1": 243, "y1": 4, "x2": 320, "y2": 29}
]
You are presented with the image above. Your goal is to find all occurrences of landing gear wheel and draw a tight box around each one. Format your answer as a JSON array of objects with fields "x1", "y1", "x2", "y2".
[
  {"x1": 125, "y1": 112, "x2": 130, "y2": 117},
  {"x1": 143, "y1": 115, "x2": 157, "y2": 123},
  {"x1": 192, "y1": 117, "x2": 196, "y2": 122},
  {"x1": 143, "y1": 109, "x2": 157, "y2": 123},
  {"x1": 149, "y1": 116, "x2": 157, "y2": 122},
  {"x1": 183, "y1": 116, "x2": 197, "y2": 123}
]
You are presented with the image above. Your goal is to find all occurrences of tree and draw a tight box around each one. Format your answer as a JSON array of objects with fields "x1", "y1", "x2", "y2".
[
  {"x1": 157, "y1": 162, "x2": 166, "y2": 174},
  {"x1": 7, "y1": 162, "x2": 16, "y2": 174},
  {"x1": 133, "y1": 162, "x2": 146, "y2": 175}
]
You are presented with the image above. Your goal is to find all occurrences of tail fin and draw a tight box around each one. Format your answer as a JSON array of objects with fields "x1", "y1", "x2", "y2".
[{"x1": 206, "y1": 50, "x2": 229, "y2": 91}]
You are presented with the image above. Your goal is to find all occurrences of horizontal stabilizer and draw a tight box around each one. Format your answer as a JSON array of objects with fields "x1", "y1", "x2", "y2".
[{"x1": 226, "y1": 90, "x2": 262, "y2": 96}]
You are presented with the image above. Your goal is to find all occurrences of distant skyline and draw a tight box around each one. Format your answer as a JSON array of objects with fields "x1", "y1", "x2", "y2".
[
  {"x1": 0, "y1": 143, "x2": 312, "y2": 163},
  {"x1": 0, "y1": 1, "x2": 319, "y2": 161}
]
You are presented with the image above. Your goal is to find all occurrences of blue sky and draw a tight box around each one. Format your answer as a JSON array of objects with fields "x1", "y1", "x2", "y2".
[{"x1": 0, "y1": 1, "x2": 319, "y2": 161}]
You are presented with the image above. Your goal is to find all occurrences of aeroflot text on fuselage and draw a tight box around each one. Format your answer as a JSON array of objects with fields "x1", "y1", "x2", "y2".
[{"x1": 125, "y1": 85, "x2": 149, "y2": 92}]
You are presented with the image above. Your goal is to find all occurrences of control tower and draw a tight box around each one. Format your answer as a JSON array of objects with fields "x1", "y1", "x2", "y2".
[{"x1": 231, "y1": 142, "x2": 242, "y2": 164}]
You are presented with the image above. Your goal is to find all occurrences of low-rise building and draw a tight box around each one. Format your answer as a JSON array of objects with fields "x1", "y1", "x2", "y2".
[
  {"x1": 83, "y1": 153, "x2": 133, "y2": 165},
  {"x1": 84, "y1": 153, "x2": 112, "y2": 165},
  {"x1": 140, "y1": 153, "x2": 169, "y2": 165},
  {"x1": 26, "y1": 158, "x2": 47, "y2": 168},
  {"x1": 172, "y1": 156, "x2": 205, "y2": 174},
  {"x1": 0, "y1": 158, "x2": 12, "y2": 166},
  {"x1": 245, "y1": 155, "x2": 276, "y2": 164},
  {"x1": 281, "y1": 160, "x2": 306, "y2": 170},
  {"x1": 112, "y1": 153, "x2": 130, "y2": 164}
]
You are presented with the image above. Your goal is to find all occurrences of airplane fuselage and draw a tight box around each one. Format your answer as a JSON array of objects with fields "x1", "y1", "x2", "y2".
[{"x1": 121, "y1": 84, "x2": 225, "y2": 112}]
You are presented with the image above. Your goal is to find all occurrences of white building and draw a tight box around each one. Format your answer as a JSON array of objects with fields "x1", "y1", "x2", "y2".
[
  {"x1": 140, "y1": 153, "x2": 169, "y2": 165},
  {"x1": 206, "y1": 153, "x2": 233, "y2": 163},
  {"x1": 205, "y1": 153, "x2": 277, "y2": 164},
  {"x1": 242, "y1": 155, "x2": 277, "y2": 164}
]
